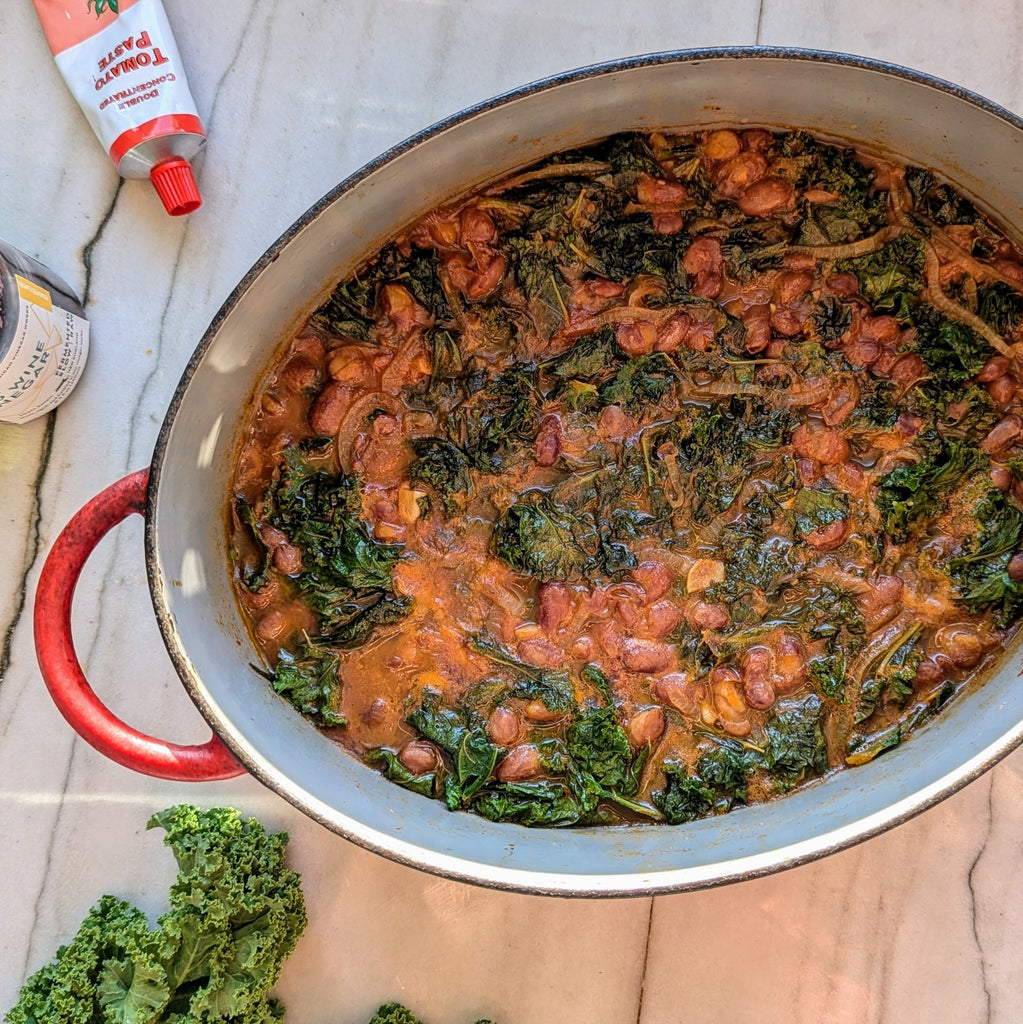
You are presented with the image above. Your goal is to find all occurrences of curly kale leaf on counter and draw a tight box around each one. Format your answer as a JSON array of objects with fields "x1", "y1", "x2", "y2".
[{"x1": 5, "y1": 805, "x2": 307, "y2": 1024}]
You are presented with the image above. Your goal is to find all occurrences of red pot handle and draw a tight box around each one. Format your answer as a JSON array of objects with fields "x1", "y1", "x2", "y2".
[{"x1": 33, "y1": 468, "x2": 246, "y2": 781}]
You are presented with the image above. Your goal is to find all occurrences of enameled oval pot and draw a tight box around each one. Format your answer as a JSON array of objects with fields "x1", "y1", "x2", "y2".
[{"x1": 49, "y1": 48, "x2": 1023, "y2": 896}]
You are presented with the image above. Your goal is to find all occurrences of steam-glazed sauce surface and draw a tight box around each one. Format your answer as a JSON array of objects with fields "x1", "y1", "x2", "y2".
[{"x1": 230, "y1": 128, "x2": 1023, "y2": 827}]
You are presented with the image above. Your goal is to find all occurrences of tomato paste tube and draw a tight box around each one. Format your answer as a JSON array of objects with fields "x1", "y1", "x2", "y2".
[{"x1": 32, "y1": 0, "x2": 204, "y2": 216}]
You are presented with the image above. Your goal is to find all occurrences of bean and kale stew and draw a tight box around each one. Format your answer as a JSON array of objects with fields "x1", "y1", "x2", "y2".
[{"x1": 230, "y1": 128, "x2": 1023, "y2": 827}]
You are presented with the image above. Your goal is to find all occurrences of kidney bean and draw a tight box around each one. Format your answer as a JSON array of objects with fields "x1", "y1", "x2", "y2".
[
  {"x1": 742, "y1": 304, "x2": 773, "y2": 353},
  {"x1": 977, "y1": 355, "x2": 1011, "y2": 383},
  {"x1": 774, "y1": 270, "x2": 815, "y2": 306},
  {"x1": 279, "y1": 355, "x2": 320, "y2": 394},
  {"x1": 825, "y1": 272, "x2": 860, "y2": 297},
  {"x1": 497, "y1": 744, "x2": 542, "y2": 782},
  {"x1": 400, "y1": 740, "x2": 440, "y2": 775},
  {"x1": 516, "y1": 636, "x2": 565, "y2": 670},
  {"x1": 597, "y1": 403, "x2": 634, "y2": 441},
  {"x1": 642, "y1": 600, "x2": 683, "y2": 639},
  {"x1": 742, "y1": 128, "x2": 775, "y2": 152},
  {"x1": 291, "y1": 333, "x2": 327, "y2": 363},
  {"x1": 933, "y1": 625, "x2": 983, "y2": 669},
  {"x1": 572, "y1": 636, "x2": 594, "y2": 660},
  {"x1": 825, "y1": 459, "x2": 866, "y2": 497},
  {"x1": 685, "y1": 599, "x2": 731, "y2": 631},
  {"x1": 703, "y1": 129, "x2": 742, "y2": 161},
  {"x1": 488, "y1": 706, "x2": 521, "y2": 746},
  {"x1": 982, "y1": 414, "x2": 1023, "y2": 454},
  {"x1": 535, "y1": 413, "x2": 563, "y2": 467},
  {"x1": 913, "y1": 657, "x2": 946, "y2": 691},
  {"x1": 622, "y1": 637, "x2": 674, "y2": 674},
  {"x1": 637, "y1": 176, "x2": 689, "y2": 206},
  {"x1": 843, "y1": 335, "x2": 880, "y2": 368},
  {"x1": 614, "y1": 597, "x2": 642, "y2": 630},
  {"x1": 862, "y1": 315, "x2": 901, "y2": 346},
  {"x1": 309, "y1": 380, "x2": 353, "y2": 436},
  {"x1": 617, "y1": 321, "x2": 657, "y2": 356},
  {"x1": 710, "y1": 667, "x2": 751, "y2": 737},
  {"x1": 991, "y1": 465, "x2": 1013, "y2": 491},
  {"x1": 691, "y1": 272, "x2": 723, "y2": 299},
  {"x1": 273, "y1": 543, "x2": 303, "y2": 576},
  {"x1": 889, "y1": 353, "x2": 927, "y2": 387},
  {"x1": 741, "y1": 646, "x2": 776, "y2": 709},
  {"x1": 682, "y1": 236, "x2": 723, "y2": 277},
  {"x1": 260, "y1": 524, "x2": 289, "y2": 549},
  {"x1": 715, "y1": 151, "x2": 768, "y2": 199},
  {"x1": 770, "y1": 307, "x2": 806, "y2": 337},
  {"x1": 987, "y1": 374, "x2": 1018, "y2": 409},
  {"x1": 652, "y1": 312, "x2": 690, "y2": 354},
  {"x1": 670, "y1": 314, "x2": 715, "y2": 353},
  {"x1": 633, "y1": 560, "x2": 673, "y2": 603},
  {"x1": 537, "y1": 581, "x2": 575, "y2": 633},
  {"x1": 256, "y1": 609, "x2": 289, "y2": 642},
  {"x1": 858, "y1": 575, "x2": 904, "y2": 631},
  {"x1": 523, "y1": 700, "x2": 565, "y2": 724},
  {"x1": 244, "y1": 574, "x2": 282, "y2": 612},
  {"x1": 597, "y1": 621, "x2": 624, "y2": 658},
  {"x1": 655, "y1": 212, "x2": 686, "y2": 234},
  {"x1": 628, "y1": 706, "x2": 666, "y2": 748},
  {"x1": 737, "y1": 176, "x2": 795, "y2": 217},
  {"x1": 1009, "y1": 553, "x2": 1023, "y2": 581},
  {"x1": 791, "y1": 422, "x2": 850, "y2": 465},
  {"x1": 654, "y1": 672, "x2": 705, "y2": 716},
  {"x1": 804, "y1": 519, "x2": 849, "y2": 551},
  {"x1": 773, "y1": 633, "x2": 808, "y2": 694},
  {"x1": 458, "y1": 205, "x2": 499, "y2": 246},
  {"x1": 361, "y1": 697, "x2": 389, "y2": 727}
]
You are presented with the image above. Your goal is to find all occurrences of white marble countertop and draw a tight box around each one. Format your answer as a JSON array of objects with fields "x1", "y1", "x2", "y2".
[{"x1": 6, "y1": 2, "x2": 1023, "y2": 1022}]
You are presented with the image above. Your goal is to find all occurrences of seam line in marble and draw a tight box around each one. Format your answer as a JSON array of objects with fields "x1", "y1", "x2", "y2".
[
  {"x1": 81, "y1": 178, "x2": 124, "y2": 306},
  {"x1": 633, "y1": 897, "x2": 655, "y2": 1024},
  {"x1": 123, "y1": 8, "x2": 257, "y2": 472},
  {"x1": 0, "y1": 413, "x2": 56, "y2": 693},
  {"x1": 966, "y1": 775, "x2": 994, "y2": 1021},
  {"x1": 755, "y1": 0, "x2": 765, "y2": 43}
]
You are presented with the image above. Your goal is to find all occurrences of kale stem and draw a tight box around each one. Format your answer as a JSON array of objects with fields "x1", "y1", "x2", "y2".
[{"x1": 606, "y1": 791, "x2": 664, "y2": 820}]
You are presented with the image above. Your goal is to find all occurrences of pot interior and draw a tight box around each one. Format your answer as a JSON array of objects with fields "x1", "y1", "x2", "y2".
[{"x1": 147, "y1": 49, "x2": 1023, "y2": 895}]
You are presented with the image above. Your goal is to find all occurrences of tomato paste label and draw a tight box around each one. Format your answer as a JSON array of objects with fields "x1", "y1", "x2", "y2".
[
  {"x1": 0, "y1": 277, "x2": 89, "y2": 424},
  {"x1": 51, "y1": 0, "x2": 199, "y2": 161}
]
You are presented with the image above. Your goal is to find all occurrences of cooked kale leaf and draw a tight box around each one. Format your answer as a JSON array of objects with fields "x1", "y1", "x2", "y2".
[
  {"x1": 271, "y1": 638, "x2": 346, "y2": 727},
  {"x1": 262, "y1": 450, "x2": 410, "y2": 651},
  {"x1": 492, "y1": 495, "x2": 596, "y2": 581},
  {"x1": 875, "y1": 437, "x2": 985, "y2": 542},
  {"x1": 835, "y1": 234, "x2": 925, "y2": 317},
  {"x1": 914, "y1": 308, "x2": 988, "y2": 382},
  {"x1": 943, "y1": 488, "x2": 1023, "y2": 625},
  {"x1": 408, "y1": 436, "x2": 474, "y2": 513},
  {"x1": 762, "y1": 694, "x2": 828, "y2": 788}
]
